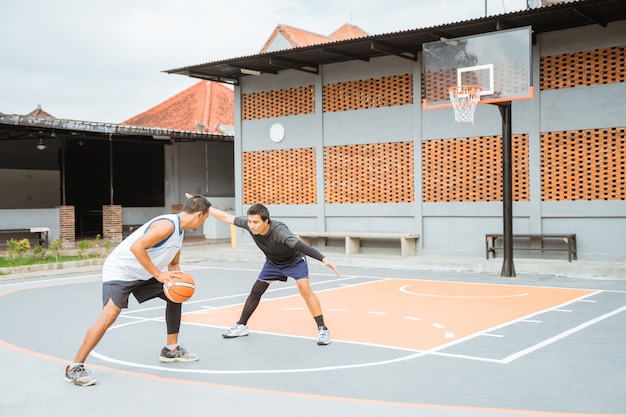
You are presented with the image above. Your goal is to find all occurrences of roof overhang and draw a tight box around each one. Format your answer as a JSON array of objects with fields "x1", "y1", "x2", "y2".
[
  {"x1": 164, "y1": 0, "x2": 626, "y2": 85},
  {"x1": 0, "y1": 114, "x2": 234, "y2": 143}
]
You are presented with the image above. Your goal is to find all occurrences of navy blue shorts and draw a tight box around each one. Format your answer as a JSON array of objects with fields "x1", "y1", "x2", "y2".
[{"x1": 258, "y1": 257, "x2": 309, "y2": 282}]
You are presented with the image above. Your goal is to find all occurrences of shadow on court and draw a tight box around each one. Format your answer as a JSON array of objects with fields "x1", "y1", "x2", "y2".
[{"x1": 1, "y1": 260, "x2": 625, "y2": 417}]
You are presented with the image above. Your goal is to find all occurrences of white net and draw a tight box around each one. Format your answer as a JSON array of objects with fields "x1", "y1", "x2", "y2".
[{"x1": 448, "y1": 85, "x2": 482, "y2": 125}]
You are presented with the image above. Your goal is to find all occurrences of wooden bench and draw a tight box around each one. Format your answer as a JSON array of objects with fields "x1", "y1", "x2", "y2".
[
  {"x1": 0, "y1": 227, "x2": 50, "y2": 248},
  {"x1": 296, "y1": 232, "x2": 420, "y2": 257},
  {"x1": 486, "y1": 233, "x2": 577, "y2": 262}
]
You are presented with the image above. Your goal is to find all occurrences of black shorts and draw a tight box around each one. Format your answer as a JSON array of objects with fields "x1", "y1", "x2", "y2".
[{"x1": 102, "y1": 278, "x2": 166, "y2": 308}]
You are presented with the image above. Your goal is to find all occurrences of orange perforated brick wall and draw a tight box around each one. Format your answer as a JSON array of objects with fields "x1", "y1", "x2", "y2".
[
  {"x1": 323, "y1": 74, "x2": 413, "y2": 112},
  {"x1": 422, "y1": 135, "x2": 529, "y2": 202},
  {"x1": 324, "y1": 142, "x2": 414, "y2": 203},
  {"x1": 541, "y1": 128, "x2": 626, "y2": 201},
  {"x1": 242, "y1": 85, "x2": 315, "y2": 120},
  {"x1": 242, "y1": 148, "x2": 317, "y2": 204},
  {"x1": 540, "y1": 46, "x2": 626, "y2": 90}
]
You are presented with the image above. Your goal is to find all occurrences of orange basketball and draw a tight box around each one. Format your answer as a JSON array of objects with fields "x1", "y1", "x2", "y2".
[{"x1": 163, "y1": 272, "x2": 195, "y2": 303}]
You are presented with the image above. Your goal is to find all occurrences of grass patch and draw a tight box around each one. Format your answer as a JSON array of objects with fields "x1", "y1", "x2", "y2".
[
  {"x1": 0, "y1": 253, "x2": 101, "y2": 268},
  {"x1": 0, "y1": 236, "x2": 111, "y2": 272}
]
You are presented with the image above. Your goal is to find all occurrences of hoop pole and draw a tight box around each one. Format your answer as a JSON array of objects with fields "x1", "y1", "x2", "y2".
[{"x1": 498, "y1": 102, "x2": 516, "y2": 278}]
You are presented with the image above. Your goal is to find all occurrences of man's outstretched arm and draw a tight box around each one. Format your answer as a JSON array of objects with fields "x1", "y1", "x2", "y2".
[
  {"x1": 186, "y1": 192, "x2": 235, "y2": 225},
  {"x1": 294, "y1": 240, "x2": 340, "y2": 276},
  {"x1": 208, "y1": 206, "x2": 235, "y2": 225}
]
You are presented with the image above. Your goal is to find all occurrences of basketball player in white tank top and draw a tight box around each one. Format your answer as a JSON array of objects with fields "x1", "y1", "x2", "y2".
[{"x1": 64, "y1": 195, "x2": 211, "y2": 386}]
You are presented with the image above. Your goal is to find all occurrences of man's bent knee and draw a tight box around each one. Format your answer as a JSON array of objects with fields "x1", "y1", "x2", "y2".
[
  {"x1": 296, "y1": 278, "x2": 313, "y2": 295},
  {"x1": 101, "y1": 298, "x2": 122, "y2": 324}
]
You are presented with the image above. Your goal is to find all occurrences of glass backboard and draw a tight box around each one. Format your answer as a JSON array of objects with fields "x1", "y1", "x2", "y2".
[{"x1": 422, "y1": 26, "x2": 533, "y2": 109}]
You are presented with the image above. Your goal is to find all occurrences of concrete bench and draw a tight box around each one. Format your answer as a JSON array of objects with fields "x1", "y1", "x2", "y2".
[
  {"x1": 486, "y1": 233, "x2": 577, "y2": 262},
  {"x1": 0, "y1": 227, "x2": 50, "y2": 248},
  {"x1": 296, "y1": 232, "x2": 419, "y2": 257}
]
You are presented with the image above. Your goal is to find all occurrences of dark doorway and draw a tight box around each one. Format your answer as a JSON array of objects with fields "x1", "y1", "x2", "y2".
[{"x1": 64, "y1": 137, "x2": 165, "y2": 237}]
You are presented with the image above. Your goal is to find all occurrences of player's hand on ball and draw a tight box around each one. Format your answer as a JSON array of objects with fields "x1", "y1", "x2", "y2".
[
  {"x1": 157, "y1": 271, "x2": 178, "y2": 285},
  {"x1": 162, "y1": 272, "x2": 196, "y2": 303}
]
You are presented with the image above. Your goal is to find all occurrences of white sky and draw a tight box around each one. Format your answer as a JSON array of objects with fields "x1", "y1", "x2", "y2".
[{"x1": 0, "y1": 0, "x2": 529, "y2": 124}]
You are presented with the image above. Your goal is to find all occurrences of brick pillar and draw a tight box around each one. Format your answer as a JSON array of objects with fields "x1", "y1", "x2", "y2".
[
  {"x1": 103, "y1": 205, "x2": 123, "y2": 243},
  {"x1": 171, "y1": 204, "x2": 183, "y2": 214},
  {"x1": 58, "y1": 205, "x2": 75, "y2": 248}
]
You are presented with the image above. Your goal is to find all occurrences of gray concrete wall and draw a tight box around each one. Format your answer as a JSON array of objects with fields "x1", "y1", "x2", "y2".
[
  {"x1": 0, "y1": 208, "x2": 60, "y2": 241},
  {"x1": 0, "y1": 169, "x2": 60, "y2": 209}
]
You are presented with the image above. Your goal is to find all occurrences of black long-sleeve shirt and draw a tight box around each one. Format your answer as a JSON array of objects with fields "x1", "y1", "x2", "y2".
[{"x1": 234, "y1": 217, "x2": 324, "y2": 265}]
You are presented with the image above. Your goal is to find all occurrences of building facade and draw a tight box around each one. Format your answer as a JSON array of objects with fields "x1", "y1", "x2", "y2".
[{"x1": 224, "y1": 18, "x2": 626, "y2": 261}]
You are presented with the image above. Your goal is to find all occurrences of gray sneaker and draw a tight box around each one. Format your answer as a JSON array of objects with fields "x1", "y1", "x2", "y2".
[
  {"x1": 317, "y1": 326, "x2": 331, "y2": 345},
  {"x1": 65, "y1": 364, "x2": 96, "y2": 386},
  {"x1": 159, "y1": 345, "x2": 199, "y2": 363},
  {"x1": 222, "y1": 323, "x2": 249, "y2": 338}
]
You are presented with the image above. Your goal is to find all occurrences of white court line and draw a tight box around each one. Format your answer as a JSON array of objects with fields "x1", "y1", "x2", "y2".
[
  {"x1": 90, "y1": 271, "x2": 623, "y2": 371},
  {"x1": 429, "y1": 303, "x2": 624, "y2": 364},
  {"x1": 419, "y1": 291, "x2": 606, "y2": 363},
  {"x1": 113, "y1": 316, "x2": 422, "y2": 353},
  {"x1": 98, "y1": 315, "x2": 431, "y2": 375},
  {"x1": 119, "y1": 279, "x2": 608, "y2": 362},
  {"x1": 90, "y1": 348, "x2": 430, "y2": 375},
  {"x1": 107, "y1": 316, "x2": 156, "y2": 330},
  {"x1": 122, "y1": 274, "x2": 372, "y2": 315},
  {"x1": 399, "y1": 285, "x2": 530, "y2": 299},
  {"x1": 0, "y1": 273, "x2": 101, "y2": 288},
  {"x1": 427, "y1": 351, "x2": 504, "y2": 364},
  {"x1": 500, "y1": 305, "x2": 626, "y2": 363},
  {"x1": 460, "y1": 291, "x2": 601, "y2": 339}
]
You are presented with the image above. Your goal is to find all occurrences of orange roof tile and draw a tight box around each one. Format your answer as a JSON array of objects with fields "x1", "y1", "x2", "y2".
[
  {"x1": 123, "y1": 23, "x2": 366, "y2": 133},
  {"x1": 27, "y1": 104, "x2": 55, "y2": 119},
  {"x1": 260, "y1": 23, "x2": 369, "y2": 53},
  {"x1": 121, "y1": 81, "x2": 234, "y2": 134},
  {"x1": 329, "y1": 23, "x2": 368, "y2": 41}
]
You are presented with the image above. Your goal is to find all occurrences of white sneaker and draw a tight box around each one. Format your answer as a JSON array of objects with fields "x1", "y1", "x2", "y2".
[
  {"x1": 317, "y1": 326, "x2": 331, "y2": 345},
  {"x1": 65, "y1": 364, "x2": 96, "y2": 386},
  {"x1": 159, "y1": 345, "x2": 200, "y2": 363},
  {"x1": 222, "y1": 323, "x2": 249, "y2": 338}
]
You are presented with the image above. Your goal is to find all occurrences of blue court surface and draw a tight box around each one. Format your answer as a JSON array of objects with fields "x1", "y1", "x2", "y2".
[{"x1": 1, "y1": 260, "x2": 625, "y2": 417}]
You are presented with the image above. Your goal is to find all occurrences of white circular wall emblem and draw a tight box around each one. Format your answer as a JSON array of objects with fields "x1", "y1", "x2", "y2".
[{"x1": 269, "y1": 123, "x2": 285, "y2": 143}]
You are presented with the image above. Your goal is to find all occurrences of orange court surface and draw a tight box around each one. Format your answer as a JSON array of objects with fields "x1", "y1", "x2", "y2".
[
  {"x1": 1, "y1": 260, "x2": 625, "y2": 417},
  {"x1": 184, "y1": 278, "x2": 595, "y2": 352}
]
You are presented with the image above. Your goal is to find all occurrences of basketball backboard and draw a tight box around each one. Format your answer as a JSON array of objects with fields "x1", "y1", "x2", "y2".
[{"x1": 422, "y1": 26, "x2": 533, "y2": 109}]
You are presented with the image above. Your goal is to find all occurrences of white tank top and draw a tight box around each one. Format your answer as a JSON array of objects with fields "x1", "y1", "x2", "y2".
[{"x1": 102, "y1": 214, "x2": 184, "y2": 282}]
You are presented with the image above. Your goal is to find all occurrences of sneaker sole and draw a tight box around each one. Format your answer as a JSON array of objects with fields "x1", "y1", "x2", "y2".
[
  {"x1": 159, "y1": 356, "x2": 200, "y2": 363},
  {"x1": 317, "y1": 340, "x2": 331, "y2": 345},
  {"x1": 222, "y1": 332, "x2": 249, "y2": 338},
  {"x1": 65, "y1": 376, "x2": 97, "y2": 386}
]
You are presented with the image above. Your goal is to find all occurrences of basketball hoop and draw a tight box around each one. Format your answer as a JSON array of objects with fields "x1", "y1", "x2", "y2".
[{"x1": 448, "y1": 85, "x2": 482, "y2": 125}]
